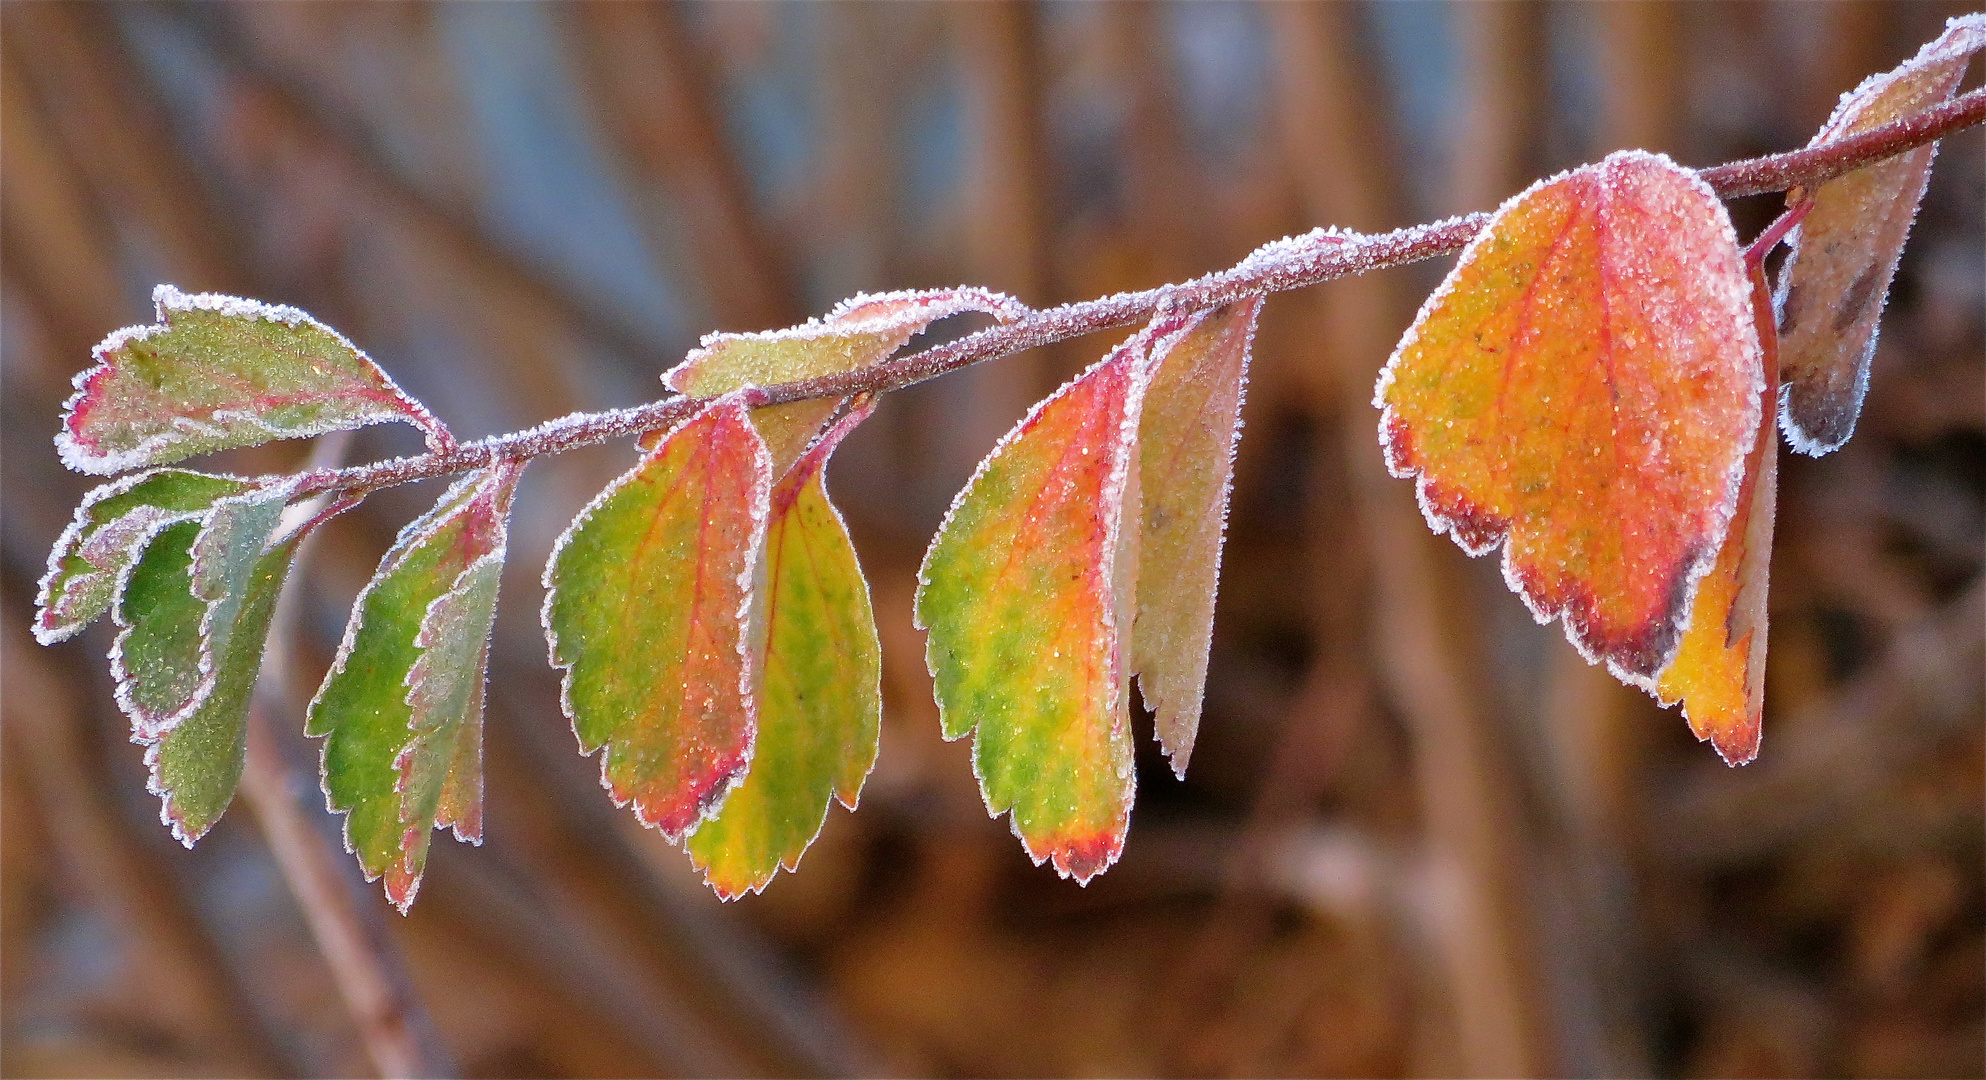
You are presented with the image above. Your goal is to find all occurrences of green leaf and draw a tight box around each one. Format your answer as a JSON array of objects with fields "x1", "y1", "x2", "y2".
[
  {"x1": 111, "y1": 482, "x2": 299, "y2": 740},
  {"x1": 34, "y1": 469, "x2": 251, "y2": 644},
  {"x1": 308, "y1": 461, "x2": 522, "y2": 911},
  {"x1": 916, "y1": 315, "x2": 1189, "y2": 883},
  {"x1": 115, "y1": 484, "x2": 323, "y2": 846},
  {"x1": 58, "y1": 285, "x2": 449, "y2": 476},
  {"x1": 1129, "y1": 298, "x2": 1262, "y2": 775},
  {"x1": 544, "y1": 394, "x2": 773, "y2": 842},
  {"x1": 665, "y1": 287, "x2": 1028, "y2": 471},
  {"x1": 687, "y1": 400, "x2": 882, "y2": 899}
]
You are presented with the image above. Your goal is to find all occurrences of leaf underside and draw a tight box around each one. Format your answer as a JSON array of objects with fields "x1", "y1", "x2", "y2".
[
  {"x1": 687, "y1": 401, "x2": 883, "y2": 898},
  {"x1": 1377, "y1": 150, "x2": 1763, "y2": 688},
  {"x1": 58, "y1": 284, "x2": 446, "y2": 476},
  {"x1": 1655, "y1": 260, "x2": 1783, "y2": 766},
  {"x1": 1130, "y1": 298, "x2": 1262, "y2": 775},
  {"x1": 310, "y1": 461, "x2": 522, "y2": 911},
  {"x1": 544, "y1": 395, "x2": 772, "y2": 843},
  {"x1": 1774, "y1": 14, "x2": 1985, "y2": 455},
  {"x1": 665, "y1": 287, "x2": 1027, "y2": 471}
]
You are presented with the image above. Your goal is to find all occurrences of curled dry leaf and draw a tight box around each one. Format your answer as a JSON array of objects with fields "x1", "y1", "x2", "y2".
[
  {"x1": 687, "y1": 400, "x2": 882, "y2": 898},
  {"x1": 309, "y1": 461, "x2": 523, "y2": 911},
  {"x1": 1774, "y1": 14, "x2": 1985, "y2": 455},
  {"x1": 1377, "y1": 150, "x2": 1762, "y2": 689},
  {"x1": 58, "y1": 285, "x2": 450, "y2": 476},
  {"x1": 543, "y1": 394, "x2": 772, "y2": 842}
]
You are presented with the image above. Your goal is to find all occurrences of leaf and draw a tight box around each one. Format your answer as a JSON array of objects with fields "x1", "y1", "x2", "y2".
[
  {"x1": 58, "y1": 284, "x2": 449, "y2": 476},
  {"x1": 111, "y1": 481, "x2": 299, "y2": 740},
  {"x1": 1129, "y1": 298, "x2": 1262, "y2": 775},
  {"x1": 543, "y1": 394, "x2": 773, "y2": 842},
  {"x1": 687, "y1": 400, "x2": 883, "y2": 898},
  {"x1": 1774, "y1": 14, "x2": 1985, "y2": 455},
  {"x1": 114, "y1": 484, "x2": 324, "y2": 845},
  {"x1": 1376, "y1": 150, "x2": 1763, "y2": 687},
  {"x1": 34, "y1": 469, "x2": 252, "y2": 644},
  {"x1": 665, "y1": 287, "x2": 1028, "y2": 470},
  {"x1": 308, "y1": 461, "x2": 523, "y2": 911},
  {"x1": 1655, "y1": 258, "x2": 1782, "y2": 766},
  {"x1": 916, "y1": 315, "x2": 1189, "y2": 883}
]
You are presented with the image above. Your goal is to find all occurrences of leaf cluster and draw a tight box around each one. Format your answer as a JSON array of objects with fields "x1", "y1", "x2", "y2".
[{"x1": 34, "y1": 17, "x2": 1985, "y2": 909}]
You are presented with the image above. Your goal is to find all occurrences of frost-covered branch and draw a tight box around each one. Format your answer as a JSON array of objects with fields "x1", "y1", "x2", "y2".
[{"x1": 294, "y1": 86, "x2": 1986, "y2": 502}]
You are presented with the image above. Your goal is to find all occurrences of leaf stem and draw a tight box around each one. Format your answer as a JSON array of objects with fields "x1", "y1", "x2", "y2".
[{"x1": 294, "y1": 86, "x2": 1986, "y2": 502}]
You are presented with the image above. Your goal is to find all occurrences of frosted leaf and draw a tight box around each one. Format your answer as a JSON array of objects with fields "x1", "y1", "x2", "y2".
[
  {"x1": 58, "y1": 285, "x2": 449, "y2": 476},
  {"x1": 1376, "y1": 150, "x2": 1760, "y2": 689},
  {"x1": 1773, "y1": 14, "x2": 1986, "y2": 455},
  {"x1": 111, "y1": 480, "x2": 299, "y2": 740},
  {"x1": 117, "y1": 482, "x2": 333, "y2": 846},
  {"x1": 543, "y1": 394, "x2": 773, "y2": 843},
  {"x1": 34, "y1": 469, "x2": 251, "y2": 644},
  {"x1": 685, "y1": 401, "x2": 884, "y2": 899},
  {"x1": 916, "y1": 311, "x2": 1195, "y2": 883},
  {"x1": 307, "y1": 461, "x2": 521, "y2": 910},
  {"x1": 666, "y1": 287, "x2": 1029, "y2": 472},
  {"x1": 1129, "y1": 297, "x2": 1262, "y2": 776}
]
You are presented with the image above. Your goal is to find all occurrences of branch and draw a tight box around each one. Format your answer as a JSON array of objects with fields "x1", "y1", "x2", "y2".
[{"x1": 294, "y1": 86, "x2": 1986, "y2": 501}]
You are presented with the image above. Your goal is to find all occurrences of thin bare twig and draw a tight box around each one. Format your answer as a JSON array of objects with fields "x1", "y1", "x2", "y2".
[
  {"x1": 238, "y1": 434, "x2": 456, "y2": 1080},
  {"x1": 228, "y1": 84, "x2": 1983, "y2": 502}
]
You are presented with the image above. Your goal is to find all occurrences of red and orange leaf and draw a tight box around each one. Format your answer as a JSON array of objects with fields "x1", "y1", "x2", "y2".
[
  {"x1": 664, "y1": 287, "x2": 1028, "y2": 471},
  {"x1": 543, "y1": 395, "x2": 772, "y2": 842},
  {"x1": 687, "y1": 401, "x2": 882, "y2": 898},
  {"x1": 916, "y1": 316, "x2": 1186, "y2": 882},
  {"x1": 1656, "y1": 260, "x2": 1782, "y2": 766},
  {"x1": 59, "y1": 286, "x2": 448, "y2": 476},
  {"x1": 1774, "y1": 14, "x2": 1985, "y2": 455},
  {"x1": 1129, "y1": 298, "x2": 1262, "y2": 775},
  {"x1": 1377, "y1": 151, "x2": 1763, "y2": 687}
]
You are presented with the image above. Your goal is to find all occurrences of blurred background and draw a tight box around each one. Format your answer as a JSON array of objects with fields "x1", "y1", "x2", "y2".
[{"x1": 2, "y1": 2, "x2": 1980, "y2": 1077}]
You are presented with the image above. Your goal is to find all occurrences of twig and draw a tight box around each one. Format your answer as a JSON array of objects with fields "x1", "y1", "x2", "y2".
[
  {"x1": 257, "y1": 84, "x2": 1984, "y2": 503},
  {"x1": 240, "y1": 719, "x2": 449, "y2": 1079},
  {"x1": 237, "y1": 434, "x2": 457, "y2": 1080}
]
